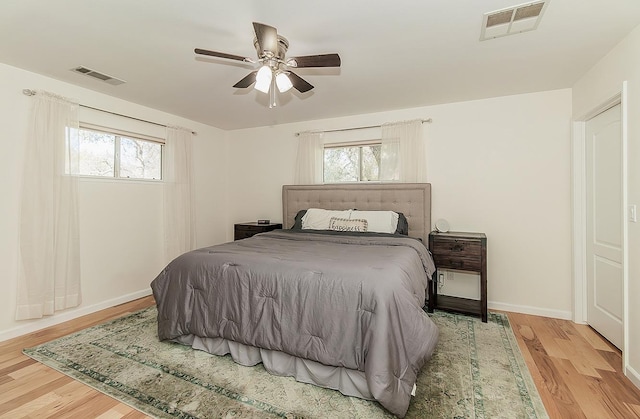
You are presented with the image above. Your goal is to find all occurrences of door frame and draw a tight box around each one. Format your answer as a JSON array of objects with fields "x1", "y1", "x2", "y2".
[{"x1": 572, "y1": 82, "x2": 628, "y2": 367}]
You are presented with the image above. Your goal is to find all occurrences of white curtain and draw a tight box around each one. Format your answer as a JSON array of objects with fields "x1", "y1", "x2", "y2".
[
  {"x1": 164, "y1": 126, "x2": 195, "y2": 262},
  {"x1": 294, "y1": 131, "x2": 324, "y2": 184},
  {"x1": 16, "y1": 91, "x2": 81, "y2": 320},
  {"x1": 380, "y1": 119, "x2": 427, "y2": 182}
]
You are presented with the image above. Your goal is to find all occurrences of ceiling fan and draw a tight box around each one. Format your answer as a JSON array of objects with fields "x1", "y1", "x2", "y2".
[{"x1": 195, "y1": 22, "x2": 341, "y2": 106}]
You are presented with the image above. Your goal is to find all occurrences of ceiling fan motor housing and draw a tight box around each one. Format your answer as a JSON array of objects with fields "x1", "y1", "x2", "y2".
[{"x1": 253, "y1": 35, "x2": 289, "y2": 61}]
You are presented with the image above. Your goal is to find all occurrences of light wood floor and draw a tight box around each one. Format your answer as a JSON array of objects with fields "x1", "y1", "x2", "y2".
[
  {"x1": 506, "y1": 311, "x2": 640, "y2": 418},
  {"x1": 1, "y1": 297, "x2": 639, "y2": 418}
]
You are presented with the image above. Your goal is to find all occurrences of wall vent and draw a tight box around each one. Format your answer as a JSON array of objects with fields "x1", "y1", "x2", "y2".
[
  {"x1": 480, "y1": 1, "x2": 549, "y2": 41},
  {"x1": 71, "y1": 66, "x2": 126, "y2": 85}
]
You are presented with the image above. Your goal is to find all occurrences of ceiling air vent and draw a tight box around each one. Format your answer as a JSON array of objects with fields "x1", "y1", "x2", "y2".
[
  {"x1": 71, "y1": 66, "x2": 126, "y2": 85},
  {"x1": 480, "y1": 1, "x2": 548, "y2": 41}
]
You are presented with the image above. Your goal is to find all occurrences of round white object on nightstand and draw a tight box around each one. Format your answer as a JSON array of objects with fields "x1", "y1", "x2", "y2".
[{"x1": 435, "y1": 219, "x2": 450, "y2": 233}]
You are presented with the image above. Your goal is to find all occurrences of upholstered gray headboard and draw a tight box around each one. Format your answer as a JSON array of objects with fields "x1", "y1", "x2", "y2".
[{"x1": 282, "y1": 183, "x2": 432, "y2": 244}]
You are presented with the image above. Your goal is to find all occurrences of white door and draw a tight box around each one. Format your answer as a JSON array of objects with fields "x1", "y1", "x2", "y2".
[{"x1": 585, "y1": 104, "x2": 623, "y2": 349}]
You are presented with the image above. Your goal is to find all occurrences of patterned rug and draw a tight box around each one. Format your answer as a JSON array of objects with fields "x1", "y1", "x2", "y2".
[{"x1": 24, "y1": 307, "x2": 548, "y2": 418}]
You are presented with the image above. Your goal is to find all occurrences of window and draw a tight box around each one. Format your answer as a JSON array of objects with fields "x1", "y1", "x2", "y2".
[
  {"x1": 323, "y1": 143, "x2": 381, "y2": 183},
  {"x1": 76, "y1": 126, "x2": 163, "y2": 180}
]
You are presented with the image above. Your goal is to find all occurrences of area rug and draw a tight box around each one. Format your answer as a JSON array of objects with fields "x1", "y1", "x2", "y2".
[{"x1": 24, "y1": 307, "x2": 548, "y2": 418}]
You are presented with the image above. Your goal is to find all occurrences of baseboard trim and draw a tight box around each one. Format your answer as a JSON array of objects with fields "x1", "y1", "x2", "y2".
[
  {"x1": 0, "y1": 288, "x2": 152, "y2": 343},
  {"x1": 626, "y1": 364, "x2": 640, "y2": 390},
  {"x1": 489, "y1": 301, "x2": 572, "y2": 320}
]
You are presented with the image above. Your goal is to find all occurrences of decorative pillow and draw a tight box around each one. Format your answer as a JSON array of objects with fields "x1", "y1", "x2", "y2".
[
  {"x1": 301, "y1": 208, "x2": 352, "y2": 230},
  {"x1": 328, "y1": 217, "x2": 368, "y2": 232},
  {"x1": 348, "y1": 210, "x2": 399, "y2": 234}
]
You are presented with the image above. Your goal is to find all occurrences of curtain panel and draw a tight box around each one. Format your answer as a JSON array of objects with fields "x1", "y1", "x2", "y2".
[
  {"x1": 380, "y1": 119, "x2": 427, "y2": 182},
  {"x1": 164, "y1": 126, "x2": 195, "y2": 262},
  {"x1": 294, "y1": 131, "x2": 324, "y2": 184},
  {"x1": 16, "y1": 91, "x2": 81, "y2": 320}
]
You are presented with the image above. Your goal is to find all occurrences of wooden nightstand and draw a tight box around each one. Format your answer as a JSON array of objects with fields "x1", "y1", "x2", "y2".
[
  {"x1": 427, "y1": 231, "x2": 487, "y2": 322},
  {"x1": 234, "y1": 222, "x2": 282, "y2": 240}
]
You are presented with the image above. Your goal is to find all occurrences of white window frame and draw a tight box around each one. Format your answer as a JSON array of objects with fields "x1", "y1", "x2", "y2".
[{"x1": 78, "y1": 123, "x2": 164, "y2": 181}]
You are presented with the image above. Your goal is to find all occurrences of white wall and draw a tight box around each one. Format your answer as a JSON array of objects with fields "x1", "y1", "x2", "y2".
[
  {"x1": 0, "y1": 60, "x2": 576, "y2": 347},
  {"x1": 0, "y1": 63, "x2": 229, "y2": 341},
  {"x1": 227, "y1": 89, "x2": 573, "y2": 319},
  {"x1": 572, "y1": 23, "x2": 640, "y2": 388}
]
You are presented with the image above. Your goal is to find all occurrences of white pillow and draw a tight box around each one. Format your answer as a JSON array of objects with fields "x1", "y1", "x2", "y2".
[
  {"x1": 349, "y1": 210, "x2": 399, "y2": 234},
  {"x1": 301, "y1": 208, "x2": 352, "y2": 230}
]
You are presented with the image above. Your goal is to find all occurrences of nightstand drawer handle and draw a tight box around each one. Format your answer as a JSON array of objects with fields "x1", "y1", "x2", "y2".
[{"x1": 451, "y1": 243, "x2": 465, "y2": 252}]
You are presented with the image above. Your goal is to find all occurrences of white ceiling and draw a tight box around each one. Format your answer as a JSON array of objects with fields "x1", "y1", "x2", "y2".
[{"x1": 2, "y1": 1, "x2": 640, "y2": 130}]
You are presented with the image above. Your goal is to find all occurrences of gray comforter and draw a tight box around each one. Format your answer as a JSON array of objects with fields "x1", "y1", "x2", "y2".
[{"x1": 151, "y1": 230, "x2": 439, "y2": 417}]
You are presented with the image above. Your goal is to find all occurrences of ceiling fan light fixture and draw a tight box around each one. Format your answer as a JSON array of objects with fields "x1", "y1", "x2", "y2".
[
  {"x1": 254, "y1": 65, "x2": 272, "y2": 93},
  {"x1": 276, "y1": 72, "x2": 293, "y2": 93},
  {"x1": 195, "y1": 22, "x2": 341, "y2": 101}
]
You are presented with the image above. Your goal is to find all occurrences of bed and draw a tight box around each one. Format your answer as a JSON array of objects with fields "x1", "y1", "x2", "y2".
[{"x1": 151, "y1": 183, "x2": 438, "y2": 417}]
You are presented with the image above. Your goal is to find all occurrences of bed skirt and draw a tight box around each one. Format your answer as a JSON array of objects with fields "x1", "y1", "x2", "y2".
[{"x1": 174, "y1": 334, "x2": 375, "y2": 401}]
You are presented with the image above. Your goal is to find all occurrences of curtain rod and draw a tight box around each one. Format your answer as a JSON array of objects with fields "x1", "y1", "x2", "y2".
[
  {"x1": 294, "y1": 118, "x2": 432, "y2": 137},
  {"x1": 22, "y1": 89, "x2": 197, "y2": 135}
]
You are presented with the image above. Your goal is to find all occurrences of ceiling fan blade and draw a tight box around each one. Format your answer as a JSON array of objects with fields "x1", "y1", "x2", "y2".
[
  {"x1": 233, "y1": 71, "x2": 257, "y2": 88},
  {"x1": 288, "y1": 53, "x2": 341, "y2": 68},
  {"x1": 253, "y1": 22, "x2": 278, "y2": 55},
  {"x1": 287, "y1": 71, "x2": 314, "y2": 93},
  {"x1": 194, "y1": 48, "x2": 252, "y2": 63}
]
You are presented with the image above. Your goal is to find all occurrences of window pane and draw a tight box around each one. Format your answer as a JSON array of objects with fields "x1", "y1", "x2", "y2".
[
  {"x1": 323, "y1": 144, "x2": 381, "y2": 183},
  {"x1": 361, "y1": 145, "x2": 381, "y2": 181},
  {"x1": 324, "y1": 146, "x2": 359, "y2": 182},
  {"x1": 120, "y1": 137, "x2": 162, "y2": 180},
  {"x1": 78, "y1": 129, "x2": 115, "y2": 177}
]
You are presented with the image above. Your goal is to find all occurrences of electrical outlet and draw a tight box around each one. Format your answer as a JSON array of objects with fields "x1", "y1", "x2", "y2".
[
  {"x1": 630, "y1": 205, "x2": 637, "y2": 223},
  {"x1": 438, "y1": 273, "x2": 445, "y2": 288}
]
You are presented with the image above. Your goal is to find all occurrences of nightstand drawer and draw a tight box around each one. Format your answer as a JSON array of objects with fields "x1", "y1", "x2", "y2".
[
  {"x1": 234, "y1": 228, "x2": 258, "y2": 240},
  {"x1": 431, "y1": 237, "x2": 482, "y2": 258},
  {"x1": 235, "y1": 225, "x2": 263, "y2": 234},
  {"x1": 234, "y1": 222, "x2": 282, "y2": 240},
  {"x1": 431, "y1": 254, "x2": 482, "y2": 271}
]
